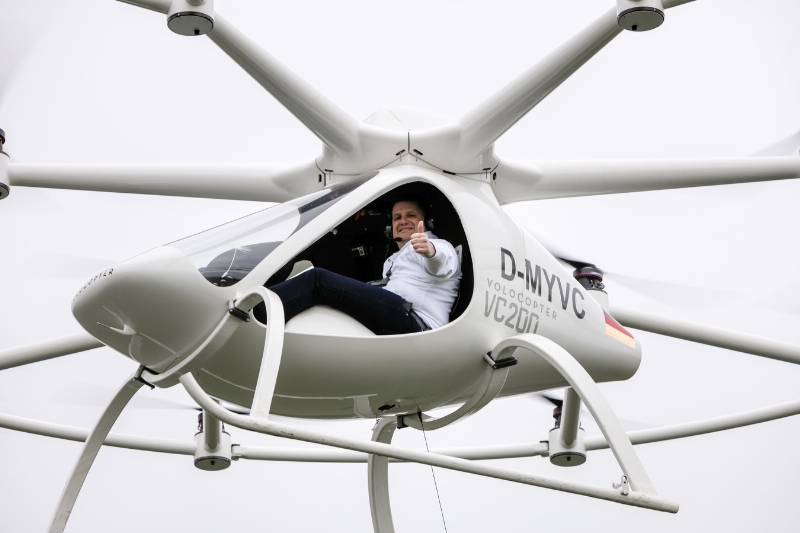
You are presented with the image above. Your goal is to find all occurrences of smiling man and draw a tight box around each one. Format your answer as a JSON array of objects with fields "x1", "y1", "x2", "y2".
[
  {"x1": 381, "y1": 196, "x2": 462, "y2": 330},
  {"x1": 265, "y1": 194, "x2": 462, "y2": 335}
]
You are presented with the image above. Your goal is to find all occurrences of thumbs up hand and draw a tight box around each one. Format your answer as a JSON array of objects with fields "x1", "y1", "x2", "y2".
[{"x1": 410, "y1": 220, "x2": 436, "y2": 258}]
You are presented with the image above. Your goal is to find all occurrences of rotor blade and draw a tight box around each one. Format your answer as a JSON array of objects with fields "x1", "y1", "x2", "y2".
[
  {"x1": 603, "y1": 272, "x2": 744, "y2": 312},
  {"x1": 527, "y1": 393, "x2": 655, "y2": 430},
  {"x1": 0, "y1": 7, "x2": 46, "y2": 110},
  {"x1": 8, "y1": 160, "x2": 320, "y2": 201},
  {"x1": 117, "y1": 0, "x2": 171, "y2": 14},
  {"x1": 49, "y1": 383, "x2": 194, "y2": 411},
  {"x1": 536, "y1": 393, "x2": 562, "y2": 407},
  {"x1": 611, "y1": 305, "x2": 800, "y2": 365},
  {"x1": 493, "y1": 156, "x2": 800, "y2": 204},
  {"x1": 524, "y1": 229, "x2": 748, "y2": 311},
  {"x1": 48, "y1": 382, "x2": 256, "y2": 414},
  {"x1": 12, "y1": 247, "x2": 117, "y2": 279},
  {"x1": 411, "y1": 1, "x2": 694, "y2": 171},
  {"x1": 0, "y1": 333, "x2": 103, "y2": 371},
  {"x1": 752, "y1": 130, "x2": 800, "y2": 157},
  {"x1": 189, "y1": 401, "x2": 251, "y2": 416}
]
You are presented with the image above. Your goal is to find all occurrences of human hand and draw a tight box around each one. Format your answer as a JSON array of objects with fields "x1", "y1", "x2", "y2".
[{"x1": 410, "y1": 221, "x2": 436, "y2": 258}]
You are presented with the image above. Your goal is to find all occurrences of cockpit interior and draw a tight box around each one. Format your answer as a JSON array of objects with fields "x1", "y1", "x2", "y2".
[{"x1": 195, "y1": 181, "x2": 473, "y2": 327}]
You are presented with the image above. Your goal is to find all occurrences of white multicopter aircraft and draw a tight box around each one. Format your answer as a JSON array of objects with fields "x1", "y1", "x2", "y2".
[{"x1": 1, "y1": 0, "x2": 800, "y2": 531}]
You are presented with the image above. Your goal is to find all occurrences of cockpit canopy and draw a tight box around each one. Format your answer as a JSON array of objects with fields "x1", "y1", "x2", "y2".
[
  {"x1": 166, "y1": 172, "x2": 473, "y2": 322},
  {"x1": 169, "y1": 172, "x2": 375, "y2": 287}
]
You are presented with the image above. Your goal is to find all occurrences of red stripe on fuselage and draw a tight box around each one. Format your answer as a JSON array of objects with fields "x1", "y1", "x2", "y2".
[{"x1": 604, "y1": 311, "x2": 634, "y2": 339}]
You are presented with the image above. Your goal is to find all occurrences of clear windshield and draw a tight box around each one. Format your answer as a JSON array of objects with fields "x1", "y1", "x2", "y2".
[{"x1": 169, "y1": 172, "x2": 375, "y2": 286}]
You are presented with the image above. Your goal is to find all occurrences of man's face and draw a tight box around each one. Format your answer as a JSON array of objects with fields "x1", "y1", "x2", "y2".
[{"x1": 391, "y1": 201, "x2": 424, "y2": 245}]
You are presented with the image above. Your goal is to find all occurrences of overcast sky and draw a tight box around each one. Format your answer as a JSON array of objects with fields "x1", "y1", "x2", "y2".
[{"x1": 2, "y1": 0, "x2": 800, "y2": 531}]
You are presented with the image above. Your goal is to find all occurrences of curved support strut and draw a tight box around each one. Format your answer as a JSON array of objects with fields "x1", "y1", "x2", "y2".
[
  {"x1": 247, "y1": 287, "x2": 285, "y2": 419},
  {"x1": 368, "y1": 418, "x2": 398, "y2": 533},
  {"x1": 48, "y1": 370, "x2": 145, "y2": 533},
  {"x1": 493, "y1": 334, "x2": 657, "y2": 494}
]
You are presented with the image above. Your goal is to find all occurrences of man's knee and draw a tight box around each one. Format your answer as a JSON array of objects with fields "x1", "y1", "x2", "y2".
[
  {"x1": 283, "y1": 267, "x2": 327, "y2": 286},
  {"x1": 307, "y1": 268, "x2": 342, "y2": 287}
]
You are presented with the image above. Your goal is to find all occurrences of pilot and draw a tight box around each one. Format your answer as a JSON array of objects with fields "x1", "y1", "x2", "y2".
[{"x1": 264, "y1": 195, "x2": 462, "y2": 335}]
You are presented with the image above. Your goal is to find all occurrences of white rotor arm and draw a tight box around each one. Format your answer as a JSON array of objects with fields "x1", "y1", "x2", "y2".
[
  {"x1": 4, "y1": 395, "x2": 800, "y2": 463},
  {"x1": 0, "y1": 333, "x2": 103, "y2": 371},
  {"x1": 611, "y1": 305, "x2": 800, "y2": 365},
  {"x1": 493, "y1": 156, "x2": 800, "y2": 203},
  {"x1": 8, "y1": 160, "x2": 322, "y2": 201},
  {"x1": 0, "y1": 412, "x2": 195, "y2": 455},
  {"x1": 117, "y1": 1, "x2": 406, "y2": 173},
  {"x1": 207, "y1": 16, "x2": 405, "y2": 171},
  {"x1": 411, "y1": 1, "x2": 694, "y2": 172}
]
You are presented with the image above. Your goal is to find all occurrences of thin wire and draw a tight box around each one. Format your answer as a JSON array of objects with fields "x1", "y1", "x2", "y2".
[{"x1": 418, "y1": 413, "x2": 448, "y2": 533}]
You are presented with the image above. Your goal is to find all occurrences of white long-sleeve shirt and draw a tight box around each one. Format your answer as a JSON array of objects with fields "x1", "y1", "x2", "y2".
[{"x1": 382, "y1": 232, "x2": 462, "y2": 329}]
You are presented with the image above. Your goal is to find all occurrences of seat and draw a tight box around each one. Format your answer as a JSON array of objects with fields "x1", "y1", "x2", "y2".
[{"x1": 449, "y1": 242, "x2": 472, "y2": 322}]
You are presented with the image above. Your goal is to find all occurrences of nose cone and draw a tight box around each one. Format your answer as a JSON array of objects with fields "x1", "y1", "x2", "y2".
[{"x1": 72, "y1": 246, "x2": 231, "y2": 372}]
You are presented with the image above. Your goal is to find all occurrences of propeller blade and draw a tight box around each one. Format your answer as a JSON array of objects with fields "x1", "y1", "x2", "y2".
[
  {"x1": 48, "y1": 382, "x2": 255, "y2": 414},
  {"x1": 528, "y1": 229, "x2": 746, "y2": 311},
  {"x1": 49, "y1": 383, "x2": 192, "y2": 411},
  {"x1": 752, "y1": 130, "x2": 800, "y2": 157},
  {"x1": 603, "y1": 271, "x2": 744, "y2": 311},
  {"x1": 0, "y1": 8, "x2": 47, "y2": 110},
  {"x1": 15, "y1": 247, "x2": 118, "y2": 279},
  {"x1": 535, "y1": 393, "x2": 563, "y2": 407},
  {"x1": 527, "y1": 392, "x2": 654, "y2": 430},
  {"x1": 556, "y1": 257, "x2": 597, "y2": 270}
]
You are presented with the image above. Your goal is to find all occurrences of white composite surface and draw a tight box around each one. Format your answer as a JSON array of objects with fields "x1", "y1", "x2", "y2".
[{"x1": 1, "y1": 1, "x2": 800, "y2": 532}]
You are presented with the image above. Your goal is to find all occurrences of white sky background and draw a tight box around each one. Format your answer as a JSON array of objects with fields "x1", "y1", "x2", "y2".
[{"x1": 1, "y1": 0, "x2": 800, "y2": 531}]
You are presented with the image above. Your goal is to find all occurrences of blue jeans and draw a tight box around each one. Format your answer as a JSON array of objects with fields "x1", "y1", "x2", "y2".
[{"x1": 258, "y1": 268, "x2": 423, "y2": 335}]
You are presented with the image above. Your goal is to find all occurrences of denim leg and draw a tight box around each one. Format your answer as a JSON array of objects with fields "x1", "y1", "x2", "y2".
[{"x1": 262, "y1": 268, "x2": 421, "y2": 335}]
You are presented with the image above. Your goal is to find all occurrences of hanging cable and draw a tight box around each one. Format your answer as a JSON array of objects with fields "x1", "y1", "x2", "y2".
[{"x1": 418, "y1": 412, "x2": 448, "y2": 533}]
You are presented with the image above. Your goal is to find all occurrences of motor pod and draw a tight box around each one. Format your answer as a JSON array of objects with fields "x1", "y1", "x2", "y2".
[
  {"x1": 573, "y1": 265, "x2": 608, "y2": 311},
  {"x1": 194, "y1": 410, "x2": 232, "y2": 471},
  {"x1": 0, "y1": 128, "x2": 9, "y2": 200},
  {"x1": 194, "y1": 431, "x2": 232, "y2": 470},
  {"x1": 548, "y1": 426, "x2": 587, "y2": 467},
  {"x1": 616, "y1": 0, "x2": 665, "y2": 32},
  {"x1": 167, "y1": 0, "x2": 214, "y2": 36}
]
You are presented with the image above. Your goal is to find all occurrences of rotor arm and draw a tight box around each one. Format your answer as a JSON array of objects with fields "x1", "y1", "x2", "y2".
[
  {"x1": 7, "y1": 160, "x2": 322, "y2": 202},
  {"x1": 206, "y1": 15, "x2": 405, "y2": 171},
  {"x1": 0, "y1": 333, "x2": 103, "y2": 371},
  {"x1": 411, "y1": 1, "x2": 694, "y2": 172},
  {"x1": 492, "y1": 156, "x2": 800, "y2": 203},
  {"x1": 611, "y1": 305, "x2": 800, "y2": 366},
  {"x1": 206, "y1": 15, "x2": 362, "y2": 157},
  {"x1": 116, "y1": 1, "x2": 405, "y2": 172}
]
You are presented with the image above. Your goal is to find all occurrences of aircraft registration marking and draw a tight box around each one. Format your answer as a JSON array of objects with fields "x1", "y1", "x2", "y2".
[{"x1": 484, "y1": 278, "x2": 548, "y2": 334}]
